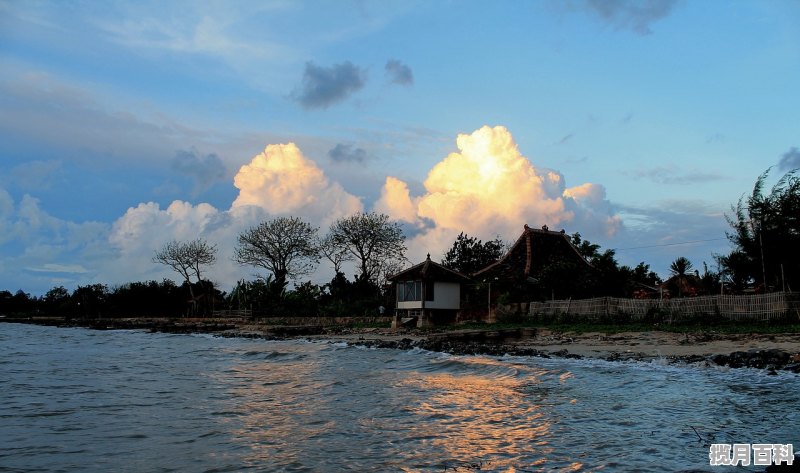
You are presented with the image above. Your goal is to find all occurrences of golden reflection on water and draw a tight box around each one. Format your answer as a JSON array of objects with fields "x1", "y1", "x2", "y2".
[
  {"x1": 211, "y1": 348, "x2": 331, "y2": 469},
  {"x1": 400, "y1": 357, "x2": 568, "y2": 472},
  {"x1": 212, "y1": 348, "x2": 578, "y2": 472}
]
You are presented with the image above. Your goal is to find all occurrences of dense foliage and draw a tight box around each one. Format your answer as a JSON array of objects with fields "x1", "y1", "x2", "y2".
[
  {"x1": 719, "y1": 168, "x2": 799, "y2": 292},
  {"x1": 441, "y1": 232, "x2": 505, "y2": 275},
  {"x1": 1, "y1": 280, "x2": 194, "y2": 318}
]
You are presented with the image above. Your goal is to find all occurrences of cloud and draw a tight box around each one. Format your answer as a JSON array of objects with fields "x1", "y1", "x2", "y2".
[
  {"x1": 385, "y1": 59, "x2": 413, "y2": 86},
  {"x1": 25, "y1": 263, "x2": 90, "y2": 274},
  {"x1": 556, "y1": 133, "x2": 573, "y2": 145},
  {"x1": 0, "y1": 189, "x2": 110, "y2": 292},
  {"x1": 580, "y1": 0, "x2": 678, "y2": 35},
  {"x1": 778, "y1": 147, "x2": 800, "y2": 171},
  {"x1": 171, "y1": 149, "x2": 227, "y2": 195},
  {"x1": 231, "y1": 143, "x2": 363, "y2": 226},
  {"x1": 5, "y1": 160, "x2": 62, "y2": 190},
  {"x1": 630, "y1": 165, "x2": 725, "y2": 185},
  {"x1": 104, "y1": 142, "x2": 365, "y2": 288},
  {"x1": 293, "y1": 61, "x2": 366, "y2": 109},
  {"x1": 374, "y1": 176, "x2": 419, "y2": 223},
  {"x1": 328, "y1": 143, "x2": 369, "y2": 164},
  {"x1": 374, "y1": 125, "x2": 622, "y2": 262},
  {"x1": 613, "y1": 199, "x2": 730, "y2": 277}
]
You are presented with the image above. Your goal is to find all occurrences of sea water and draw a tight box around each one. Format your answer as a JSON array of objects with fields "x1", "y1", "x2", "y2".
[{"x1": 1, "y1": 323, "x2": 797, "y2": 472}]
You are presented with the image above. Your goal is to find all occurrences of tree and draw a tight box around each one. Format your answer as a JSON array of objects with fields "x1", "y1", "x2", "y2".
[
  {"x1": 669, "y1": 257, "x2": 694, "y2": 277},
  {"x1": 318, "y1": 232, "x2": 352, "y2": 274},
  {"x1": 153, "y1": 238, "x2": 217, "y2": 314},
  {"x1": 43, "y1": 286, "x2": 70, "y2": 316},
  {"x1": 234, "y1": 216, "x2": 319, "y2": 292},
  {"x1": 570, "y1": 232, "x2": 601, "y2": 262},
  {"x1": 327, "y1": 212, "x2": 407, "y2": 285},
  {"x1": 72, "y1": 284, "x2": 108, "y2": 318},
  {"x1": 667, "y1": 257, "x2": 696, "y2": 297},
  {"x1": 721, "y1": 168, "x2": 800, "y2": 291},
  {"x1": 441, "y1": 232, "x2": 505, "y2": 275}
]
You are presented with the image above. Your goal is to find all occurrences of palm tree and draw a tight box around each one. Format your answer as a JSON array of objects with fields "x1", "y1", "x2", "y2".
[
  {"x1": 668, "y1": 257, "x2": 695, "y2": 297},
  {"x1": 669, "y1": 257, "x2": 693, "y2": 277}
]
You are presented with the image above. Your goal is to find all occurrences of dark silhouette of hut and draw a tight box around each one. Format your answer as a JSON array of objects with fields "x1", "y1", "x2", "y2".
[
  {"x1": 472, "y1": 224, "x2": 595, "y2": 302},
  {"x1": 660, "y1": 271, "x2": 705, "y2": 298}
]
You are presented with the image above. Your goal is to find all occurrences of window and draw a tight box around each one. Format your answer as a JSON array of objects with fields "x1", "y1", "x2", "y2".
[
  {"x1": 398, "y1": 281, "x2": 422, "y2": 302},
  {"x1": 397, "y1": 280, "x2": 435, "y2": 302}
]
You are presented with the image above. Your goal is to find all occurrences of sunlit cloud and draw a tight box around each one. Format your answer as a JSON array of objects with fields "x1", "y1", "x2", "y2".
[
  {"x1": 374, "y1": 176, "x2": 418, "y2": 224},
  {"x1": 375, "y1": 125, "x2": 622, "y2": 261},
  {"x1": 232, "y1": 143, "x2": 362, "y2": 226}
]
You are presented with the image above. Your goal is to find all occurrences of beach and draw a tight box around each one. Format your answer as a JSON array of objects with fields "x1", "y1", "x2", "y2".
[{"x1": 238, "y1": 324, "x2": 800, "y2": 371}]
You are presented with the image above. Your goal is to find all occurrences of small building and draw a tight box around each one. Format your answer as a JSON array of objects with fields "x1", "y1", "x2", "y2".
[
  {"x1": 388, "y1": 254, "x2": 472, "y2": 328},
  {"x1": 473, "y1": 224, "x2": 595, "y2": 301}
]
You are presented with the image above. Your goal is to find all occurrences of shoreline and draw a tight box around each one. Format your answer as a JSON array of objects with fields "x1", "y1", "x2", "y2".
[
  {"x1": 5, "y1": 318, "x2": 800, "y2": 372},
  {"x1": 301, "y1": 328, "x2": 800, "y2": 373}
]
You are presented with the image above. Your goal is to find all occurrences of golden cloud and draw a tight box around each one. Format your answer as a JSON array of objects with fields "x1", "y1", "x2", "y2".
[
  {"x1": 232, "y1": 143, "x2": 362, "y2": 226},
  {"x1": 376, "y1": 125, "x2": 620, "y2": 260}
]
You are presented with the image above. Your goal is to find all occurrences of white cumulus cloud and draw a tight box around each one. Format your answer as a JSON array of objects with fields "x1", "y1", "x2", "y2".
[
  {"x1": 374, "y1": 125, "x2": 621, "y2": 261},
  {"x1": 232, "y1": 143, "x2": 362, "y2": 226}
]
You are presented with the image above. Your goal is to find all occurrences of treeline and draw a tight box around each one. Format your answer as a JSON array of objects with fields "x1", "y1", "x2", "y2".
[
  {"x1": 0, "y1": 274, "x2": 391, "y2": 319},
  {"x1": 2, "y1": 168, "x2": 797, "y2": 318},
  {"x1": 1, "y1": 281, "x2": 187, "y2": 319}
]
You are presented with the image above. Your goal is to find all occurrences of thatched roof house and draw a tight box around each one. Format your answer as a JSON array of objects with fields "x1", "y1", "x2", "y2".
[{"x1": 473, "y1": 224, "x2": 595, "y2": 300}]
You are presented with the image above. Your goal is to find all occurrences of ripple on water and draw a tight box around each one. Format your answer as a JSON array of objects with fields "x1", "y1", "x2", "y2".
[{"x1": 1, "y1": 324, "x2": 798, "y2": 473}]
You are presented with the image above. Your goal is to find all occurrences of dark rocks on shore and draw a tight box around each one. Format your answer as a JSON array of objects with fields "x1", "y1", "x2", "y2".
[
  {"x1": 710, "y1": 349, "x2": 800, "y2": 373},
  {"x1": 348, "y1": 337, "x2": 800, "y2": 373}
]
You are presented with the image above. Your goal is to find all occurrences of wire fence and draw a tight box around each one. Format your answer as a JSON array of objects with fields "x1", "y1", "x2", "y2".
[{"x1": 527, "y1": 292, "x2": 800, "y2": 323}]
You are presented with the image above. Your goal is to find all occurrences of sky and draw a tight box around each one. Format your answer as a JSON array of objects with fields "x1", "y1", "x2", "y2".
[{"x1": 1, "y1": 0, "x2": 799, "y2": 296}]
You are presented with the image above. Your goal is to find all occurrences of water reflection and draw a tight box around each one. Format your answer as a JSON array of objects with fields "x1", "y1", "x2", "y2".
[
  {"x1": 212, "y1": 343, "x2": 333, "y2": 470},
  {"x1": 401, "y1": 356, "x2": 563, "y2": 471}
]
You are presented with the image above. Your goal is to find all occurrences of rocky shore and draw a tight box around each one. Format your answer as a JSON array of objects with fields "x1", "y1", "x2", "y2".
[{"x1": 5, "y1": 317, "x2": 800, "y2": 373}]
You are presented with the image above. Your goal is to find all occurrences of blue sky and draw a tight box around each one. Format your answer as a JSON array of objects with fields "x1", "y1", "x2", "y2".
[{"x1": 1, "y1": 0, "x2": 798, "y2": 295}]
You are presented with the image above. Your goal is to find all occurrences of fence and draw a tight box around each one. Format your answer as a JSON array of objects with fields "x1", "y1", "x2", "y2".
[{"x1": 527, "y1": 292, "x2": 800, "y2": 323}]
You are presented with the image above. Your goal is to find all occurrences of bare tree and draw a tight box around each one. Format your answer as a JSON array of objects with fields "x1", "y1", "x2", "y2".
[
  {"x1": 153, "y1": 238, "x2": 217, "y2": 314},
  {"x1": 328, "y1": 212, "x2": 407, "y2": 284},
  {"x1": 319, "y1": 232, "x2": 352, "y2": 274},
  {"x1": 234, "y1": 216, "x2": 319, "y2": 292}
]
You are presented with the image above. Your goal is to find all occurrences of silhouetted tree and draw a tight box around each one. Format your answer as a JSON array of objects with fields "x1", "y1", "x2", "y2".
[
  {"x1": 721, "y1": 168, "x2": 799, "y2": 291},
  {"x1": 441, "y1": 232, "x2": 505, "y2": 275},
  {"x1": 327, "y1": 212, "x2": 406, "y2": 286},
  {"x1": 153, "y1": 238, "x2": 217, "y2": 314},
  {"x1": 234, "y1": 217, "x2": 319, "y2": 294}
]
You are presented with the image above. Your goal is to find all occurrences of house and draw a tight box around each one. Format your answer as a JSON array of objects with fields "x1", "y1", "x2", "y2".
[
  {"x1": 472, "y1": 224, "x2": 595, "y2": 302},
  {"x1": 388, "y1": 254, "x2": 472, "y2": 328}
]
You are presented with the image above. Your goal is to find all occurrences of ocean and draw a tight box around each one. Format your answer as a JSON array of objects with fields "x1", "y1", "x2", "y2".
[{"x1": 1, "y1": 323, "x2": 797, "y2": 472}]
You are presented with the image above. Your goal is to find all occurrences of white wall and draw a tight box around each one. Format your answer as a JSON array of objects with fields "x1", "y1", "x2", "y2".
[
  {"x1": 395, "y1": 281, "x2": 461, "y2": 310},
  {"x1": 426, "y1": 282, "x2": 460, "y2": 309}
]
